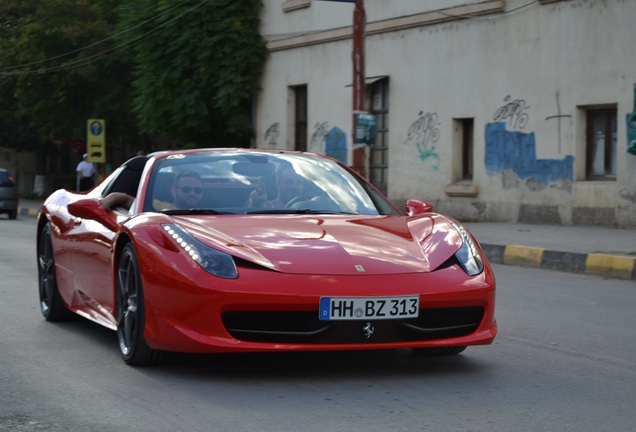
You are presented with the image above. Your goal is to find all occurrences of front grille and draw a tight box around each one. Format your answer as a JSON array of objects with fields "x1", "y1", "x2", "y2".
[{"x1": 221, "y1": 307, "x2": 484, "y2": 344}]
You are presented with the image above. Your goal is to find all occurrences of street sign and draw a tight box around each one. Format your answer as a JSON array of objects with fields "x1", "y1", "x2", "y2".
[
  {"x1": 86, "y1": 119, "x2": 106, "y2": 163},
  {"x1": 355, "y1": 112, "x2": 377, "y2": 146}
]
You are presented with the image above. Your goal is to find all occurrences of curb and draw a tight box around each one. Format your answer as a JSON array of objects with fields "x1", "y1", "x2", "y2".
[
  {"x1": 19, "y1": 207, "x2": 39, "y2": 218},
  {"x1": 481, "y1": 243, "x2": 636, "y2": 282}
]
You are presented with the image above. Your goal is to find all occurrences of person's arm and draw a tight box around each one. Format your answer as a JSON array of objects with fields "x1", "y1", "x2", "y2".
[
  {"x1": 245, "y1": 179, "x2": 269, "y2": 207},
  {"x1": 100, "y1": 192, "x2": 134, "y2": 210}
]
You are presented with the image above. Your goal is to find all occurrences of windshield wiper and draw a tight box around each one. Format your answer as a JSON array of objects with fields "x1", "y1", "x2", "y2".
[{"x1": 162, "y1": 208, "x2": 233, "y2": 215}]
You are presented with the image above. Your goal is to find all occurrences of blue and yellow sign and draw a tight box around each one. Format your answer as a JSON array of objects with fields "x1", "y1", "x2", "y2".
[{"x1": 86, "y1": 119, "x2": 106, "y2": 163}]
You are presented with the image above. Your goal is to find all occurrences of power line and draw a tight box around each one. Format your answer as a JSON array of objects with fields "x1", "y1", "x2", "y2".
[{"x1": 0, "y1": 0, "x2": 207, "y2": 76}]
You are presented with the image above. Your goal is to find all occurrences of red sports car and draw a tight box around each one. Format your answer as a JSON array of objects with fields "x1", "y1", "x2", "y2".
[{"x1": 37, "y1": 148, "x2": 496, "y2": 365}]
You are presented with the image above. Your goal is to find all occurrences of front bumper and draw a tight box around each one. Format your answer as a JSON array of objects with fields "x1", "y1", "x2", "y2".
[{"x1": 140, "y1": 261, "x2": 497, "y2": 354}]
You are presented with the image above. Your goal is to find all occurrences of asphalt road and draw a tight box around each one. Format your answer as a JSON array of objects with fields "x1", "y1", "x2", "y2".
[{"x1": 1, "y1": 216, "x2": 635, "y2": 432}]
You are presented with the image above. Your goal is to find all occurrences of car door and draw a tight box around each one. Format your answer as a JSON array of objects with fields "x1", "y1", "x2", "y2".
[{"x1": 69, "y1": 157, "x2": 147, "y2": 326}]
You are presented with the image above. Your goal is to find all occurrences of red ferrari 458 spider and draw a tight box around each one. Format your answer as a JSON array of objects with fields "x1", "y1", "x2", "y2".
[{"x1": 37, "y1": 148, "x2": 496, "y2": 365}]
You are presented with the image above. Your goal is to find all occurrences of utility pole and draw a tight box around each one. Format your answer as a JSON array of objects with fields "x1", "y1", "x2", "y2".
[
  {"x1": 317, "y1": 0, "x2": 367, "y2": 174},
  {"x1": 352, "y1": 0, "x2": 366, "y2": 175}
]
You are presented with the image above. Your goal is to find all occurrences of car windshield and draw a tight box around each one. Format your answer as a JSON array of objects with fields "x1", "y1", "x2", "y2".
[{"x1": 142, "y1": 151, "x2": 398, "y2": 216}]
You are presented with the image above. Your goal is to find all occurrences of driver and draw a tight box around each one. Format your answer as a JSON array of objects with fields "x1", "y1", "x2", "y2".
[
  {"x1": 246, "y1": 164, "x2": 304, "y2": 208},
  {"x1": 154, "y1": 169, "x2": 203, "y2": 210},
  {"x1": 101, "y1": 169, "x2": 203, "y2": 211}
]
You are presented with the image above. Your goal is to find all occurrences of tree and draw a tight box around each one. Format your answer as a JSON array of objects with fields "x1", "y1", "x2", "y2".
[
  {"x1": 118, "y1": 0, "x2": 267, "y2": 147},
  {"x1": 0, "y1": 0, "x2": 140, "y2": 161},
  {"x1": 0, "y1": 0, "x2": 267, "y2": 161}
]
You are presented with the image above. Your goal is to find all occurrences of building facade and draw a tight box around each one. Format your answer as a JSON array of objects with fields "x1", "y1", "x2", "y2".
[{"x1": 254, "y1": 0, "x2": 636, "y2": 228}]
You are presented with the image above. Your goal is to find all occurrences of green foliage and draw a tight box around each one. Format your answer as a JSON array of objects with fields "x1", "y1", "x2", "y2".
[
  {"x1": 0, "y1": 0, "x2": 267, "y2": 158},
  {"x1": 0, "y1": 0, "x2": 136, "y2": 153},
  {"x1": 119, "y1": 0, "x2": 267, "y2": 147}
]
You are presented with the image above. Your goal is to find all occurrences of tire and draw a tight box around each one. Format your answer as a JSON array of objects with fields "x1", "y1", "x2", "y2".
[
  {"x1": 116, "y1": 243, "x2": 162, "y2": 366},
  {"x1": 38, "y1": 224, "x2": 73, "y2": 321},
  {"x1": 8, "y1": 210, "x2": 17, "y2": 219},
  {"x1": 413, "y1": 346, "x2": 467, "y2": 356}
]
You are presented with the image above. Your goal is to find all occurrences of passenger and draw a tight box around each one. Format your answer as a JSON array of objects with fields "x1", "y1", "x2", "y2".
[{"x1": 246, "y1": 164, "x2": 304, "y2": 208}]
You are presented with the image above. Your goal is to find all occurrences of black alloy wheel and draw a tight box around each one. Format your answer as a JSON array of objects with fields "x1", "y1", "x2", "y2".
[
  {"x1": 38, "y1": 224, "x2": 72, "y2": 321},
  {"x1": 116, "y1": 243, "x2": 161, "y2": 366}
]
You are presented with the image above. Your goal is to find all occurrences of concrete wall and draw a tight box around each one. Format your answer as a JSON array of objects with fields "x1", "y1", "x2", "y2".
[{"x1": 256, "y1": 0, "x2": 636, "y2": 227}]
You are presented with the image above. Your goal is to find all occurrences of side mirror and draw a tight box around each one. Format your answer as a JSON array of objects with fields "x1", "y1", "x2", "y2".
[
  {"x1": 68, "y1": 198, "x2": 119, "y2": 232},
  {"x1": 405, "y1": 199, "x2": 433, "y2": 216}
]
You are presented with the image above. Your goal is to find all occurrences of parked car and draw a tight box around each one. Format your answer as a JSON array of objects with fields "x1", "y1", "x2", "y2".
[
  {"x1": 36, "y1": 148, "x2": 497, "y2": 365},
  {"x1": 0, "y1": 168, "x2": 18, "y2": 219}
]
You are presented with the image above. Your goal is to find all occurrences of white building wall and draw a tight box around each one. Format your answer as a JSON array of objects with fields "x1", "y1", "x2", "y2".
[
  {"x1": 258, "y1": 39, "x2": 352, "y2": 154},
  {"x1": 256, "y1": 0, "x2": 636, "y2": 227}
]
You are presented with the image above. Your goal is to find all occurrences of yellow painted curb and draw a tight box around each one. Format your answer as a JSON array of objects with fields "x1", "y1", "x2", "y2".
[
  {"x1": 585, "y1": 253, "x2": 636, "y2": 280},
  {"x1": 503, "y1": 244, "x2": 545, "y2": 268}
]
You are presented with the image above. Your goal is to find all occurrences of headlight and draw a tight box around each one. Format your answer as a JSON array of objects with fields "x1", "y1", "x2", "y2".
[
  {"x1": 452, "y1": 222, "x2": 484, "y2": 276},
  {"x1": 162, "y1": 224, "x2": 238, "y2": 279}
]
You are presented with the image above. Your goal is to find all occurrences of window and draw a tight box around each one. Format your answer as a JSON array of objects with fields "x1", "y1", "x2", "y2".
[
  {"x1": 293, "y1": 85, "x2": 308, "y2": 151},
  {"x1": 586, "y1": 108, "x2": 617, "y2": 180},
  {"x1": 369, "y1": 78, "x2": 389, "y2": 196},
  {"x1": 444, "y1": 118, "x2": 478, "y2": 197},
  {"x1": 461, "y1": 118, "x2": 474, "y2": 180},
  {"x1": 282, "y1": 0, "x2": 311, "y2": 13}
]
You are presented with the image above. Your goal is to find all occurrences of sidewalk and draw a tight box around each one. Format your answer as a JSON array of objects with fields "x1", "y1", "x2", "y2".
[
  {"x1": 466, "y1": 222, "x2": 636, "y2": 282},
  {"x1": 18, "y1": 199, "x2": 41, "y2": 218},
  {"x1": 15, "y1": 199, "x2": 636, "y2": 282}
]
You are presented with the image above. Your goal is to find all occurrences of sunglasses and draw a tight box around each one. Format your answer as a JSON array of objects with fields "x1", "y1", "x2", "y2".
[{"x1": 175, "y1": 186, "x2": 203, "y2": 194}]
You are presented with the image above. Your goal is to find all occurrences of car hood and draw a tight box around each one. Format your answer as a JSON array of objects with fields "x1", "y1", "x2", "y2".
[{"x1": 174, "y1": 214, "x2": 463, "y2": 275}]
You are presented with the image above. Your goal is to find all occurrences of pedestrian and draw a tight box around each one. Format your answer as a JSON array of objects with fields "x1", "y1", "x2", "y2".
[{"x1": 76, "y1": 153, "x2": 96, "y2": 192}]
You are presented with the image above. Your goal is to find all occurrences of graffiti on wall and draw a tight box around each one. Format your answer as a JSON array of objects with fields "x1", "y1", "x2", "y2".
[
  {"x1": 485, "y1": 122, "x2": 574, "y2": 192},
  {"x1": 493, "y1": 95, "x2": 529, "y2": 130},
  {"x1": 545, "y1": 92, "x2": 572, "y2": 153},
  {"x1": 307, "y1": 122, "x2": 347, "y2": 163},
  {"x1": 486, "y1": 94, "x2": 575, "y2": 191},
  {"x1": 404, "y1": 111, "x2": 440, "y2": 170},
  {"x1": 264, "y1": 123, "x2": 280, "y2": 147},
  {"x1": 0, "y1": 148, "x2": 14, "y2": 164},
  {"x1": 309, "y1": 122, "x2": 329, "y2": 153},
  {"x1": 325, "y1": 127, "x2": 347, "y2": 164}
]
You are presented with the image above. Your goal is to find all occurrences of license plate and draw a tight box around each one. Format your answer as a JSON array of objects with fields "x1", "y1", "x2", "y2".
[{"x1": 319, "y1": 295, "x2": 419, "y2": 321}]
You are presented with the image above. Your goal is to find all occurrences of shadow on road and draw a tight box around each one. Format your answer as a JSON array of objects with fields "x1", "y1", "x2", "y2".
[{"x1": 52, "y1": 314, "x2": 493, "y2": 380}]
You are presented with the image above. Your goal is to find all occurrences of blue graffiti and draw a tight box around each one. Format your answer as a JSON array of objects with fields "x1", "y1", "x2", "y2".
[
  {"x1": 325, "y1": 127, "x2": 347, "y2": 164},
  {"x1": 485, "y1": 122, "x2": 573, "y2": 187}
]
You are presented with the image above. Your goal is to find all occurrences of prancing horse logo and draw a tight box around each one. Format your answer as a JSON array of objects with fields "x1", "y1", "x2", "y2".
[{"x1": 363, "y1": 322, "x2": 374, "y2": 339}]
